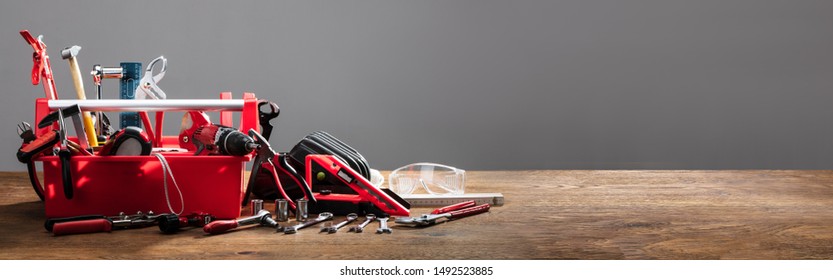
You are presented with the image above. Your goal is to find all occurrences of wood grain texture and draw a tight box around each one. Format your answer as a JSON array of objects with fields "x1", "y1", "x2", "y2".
[{"x1": 1, "y1": 170, "x2": 833, "y2": 260}]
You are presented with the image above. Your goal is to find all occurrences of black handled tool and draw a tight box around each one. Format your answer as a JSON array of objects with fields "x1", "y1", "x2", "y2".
[
  {"x1": 258, "y1": 100, "x2": 279, "y2": 141},
  {"x1": 242, "y1": 129, "x2": 317, "y2": 208}
]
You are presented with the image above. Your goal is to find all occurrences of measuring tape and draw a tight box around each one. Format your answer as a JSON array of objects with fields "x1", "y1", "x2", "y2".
[{"x1": 399, "y1": 193, "x2": 504, "y2": 207}]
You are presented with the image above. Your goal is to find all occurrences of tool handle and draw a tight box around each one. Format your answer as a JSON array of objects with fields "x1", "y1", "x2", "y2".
[
  {"x1": 17, "y1": 130, "x2": 58, "y2": 163},
  {"x1": 448, "y1": 204, "x2": 490, "y2": 220},
  {"x1": 58, "y1": 149, "x2": 74, "y2": 199},
  {"x1": 45, "y1": 215, "x2": 106, "y2": 231},
  {"x1": 68, "y1": 58, "x2": 99, "y2": 147},
  {"x1": 203, "y1": 220, "x2": 239, "y2": 234},
  {"x1": 52, "y1": 219, "x2": 112, "y2": 236},
  {"x1": 48, "y1": 99, "x2": 245, "y2": 112},
  {"x1": 431, "y1": 200, "x2": 477, "y2": 215}
]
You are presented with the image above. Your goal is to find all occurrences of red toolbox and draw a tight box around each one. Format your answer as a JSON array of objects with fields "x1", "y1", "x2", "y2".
[{"x1": 32, "y1": 93, "x2": 260, "y2": 219}]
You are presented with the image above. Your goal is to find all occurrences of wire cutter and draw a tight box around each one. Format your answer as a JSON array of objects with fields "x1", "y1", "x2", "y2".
[
  {"x1": 395, "y1": 200, "x2": 490, "y2": 227},
  {"x1": 242, "y1": 129, "x2": 317, "y2": 208}
]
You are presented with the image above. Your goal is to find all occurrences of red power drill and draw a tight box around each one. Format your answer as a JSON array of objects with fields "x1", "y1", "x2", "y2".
[{"x1": 179, "y1": 111, "x2": 258, "y2": 156}]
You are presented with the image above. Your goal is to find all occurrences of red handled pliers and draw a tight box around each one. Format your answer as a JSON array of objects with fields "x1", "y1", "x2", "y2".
[{"x1": 395, "y1": 200, "x2": 490, "y2": 227}]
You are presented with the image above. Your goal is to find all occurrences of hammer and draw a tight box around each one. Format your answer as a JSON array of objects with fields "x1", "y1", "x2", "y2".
[{"x1": 61, "y1": 46, "x2": 98, "y2": 147}]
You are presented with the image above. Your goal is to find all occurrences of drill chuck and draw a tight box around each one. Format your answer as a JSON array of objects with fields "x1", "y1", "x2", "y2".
[{"x1": 219, "y1": 129, "x2": 257, "y2": 156}]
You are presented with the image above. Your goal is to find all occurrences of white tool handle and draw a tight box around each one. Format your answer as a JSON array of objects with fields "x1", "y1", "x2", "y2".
[{"x1": 48, "y1": 99, "x2": 245, "y2": 112}]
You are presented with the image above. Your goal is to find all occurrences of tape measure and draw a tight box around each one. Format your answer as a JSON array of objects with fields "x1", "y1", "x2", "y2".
[
  {"x1": 399, "y1": 193, "x2": 504, "y2": 207},
  {"x1": 98, "y1": 127, "x2": 151, "y2": 156}
]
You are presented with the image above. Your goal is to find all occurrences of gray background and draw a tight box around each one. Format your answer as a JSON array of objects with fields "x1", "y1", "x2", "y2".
[{"x1": 2, "y1": 0, "x2": 832, "y2": 171}]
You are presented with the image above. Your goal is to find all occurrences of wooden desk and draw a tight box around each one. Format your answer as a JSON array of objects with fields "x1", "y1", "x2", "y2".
[{"x1": 1, "y1": 170, "x2": 832, "y2": 259}]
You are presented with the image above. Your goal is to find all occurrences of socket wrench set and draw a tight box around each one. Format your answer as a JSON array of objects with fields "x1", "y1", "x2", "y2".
[{"x1": 14, "y1": 29, "x2": 492, "y2": 237}]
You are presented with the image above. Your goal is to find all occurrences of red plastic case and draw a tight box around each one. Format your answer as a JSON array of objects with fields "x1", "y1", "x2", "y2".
[
  {"x1": 33, "y1": 93, "x2": 260, "y2": 219},
  {"x1": 38, "y1": 153, "x2": 249, "y2": 219}
]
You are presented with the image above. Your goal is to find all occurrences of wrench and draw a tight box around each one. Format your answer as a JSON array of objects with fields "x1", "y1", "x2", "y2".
[
  {"x1": 321, "y1": 213, "x2": 358, "y2": 234},
  {"x1": 203, "y1": 210, "x2": 279, "y2": 234},
  {"x1": 376, "y1": 217, "x2": 392, "y2": 234},
  {"x1": 284, "y1": 212, "x2": 333, "y2": 234},
  {"x1": 348, "y1": 214, "x2": 376, "y2": 233}
]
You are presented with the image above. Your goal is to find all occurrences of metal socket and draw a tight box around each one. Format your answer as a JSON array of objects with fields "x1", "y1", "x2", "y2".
[
  {"x1": 296, "y1": 198, "x2": 308, "y2": 222},
  {"x1": 275, "y1": 199, "x2": 289, "y2": 222},
  {"x1": 250, "y1": 199, "x2": 263, "y2": 216}
]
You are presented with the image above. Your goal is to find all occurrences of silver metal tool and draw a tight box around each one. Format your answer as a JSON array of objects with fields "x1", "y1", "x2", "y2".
[
  {"x1": 90, "y1": 65, "x2": 123, "y2": 137},
  {"x1": 283, "y1": 212, "x2": 333, "y2": 234},
  {"x1": 376, "y1": 217, "x2": 392, "y2": 234},
  {"x1": 135, "y1": 56, "x2": 167, "y2": 100},
  {"x1": 49, "y1": 99, "x2": 246, "y2": 112},
  {"x1": 110, "y1": 211, "x2": 163, "y2": 227},
  {"x1": 251, "y1": 199, "x2": 263, "y2": 215},
  {"x1": 395, "y1": 201, "x2": 491, "y2": 227},
  {"x1": 348, "y1": 214, "x2": 376, "y2": 233},
  {"x1": 321, "y1": 213, "x2": 358, "y2": 234},
  {"x1": 203, "y1": 209, "x2": 279, "y2": 234},
  {"x1": 275, "y1": 199, "x2": 289, "y2": 222},
  {"x1": 295, "y1": 198, "x2": 308, "y2": 222}
]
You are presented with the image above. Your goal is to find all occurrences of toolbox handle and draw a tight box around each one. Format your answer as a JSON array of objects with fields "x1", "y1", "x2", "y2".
[
  {"x1": 37, "y1": 96, "x2": 260, "y2": 140},
  {"x1": 48, "y1": 99, "x2": 246, "y2": 112}
]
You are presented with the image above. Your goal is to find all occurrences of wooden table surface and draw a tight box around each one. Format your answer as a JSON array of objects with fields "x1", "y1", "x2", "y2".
[{"x1": 1, "y1": 170, "x2": 832, "y2": 260}]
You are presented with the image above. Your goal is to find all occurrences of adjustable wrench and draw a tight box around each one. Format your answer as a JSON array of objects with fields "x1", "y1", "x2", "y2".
[
  {"x1": 348, "y1": 214, "x2": 376, "y2": 233},
  {"x1": 321, "y1": 213, "x2": 358, "y2": 234},
  {"x1": 284, "y1": 212, "x2": 333, "y2": 234}
]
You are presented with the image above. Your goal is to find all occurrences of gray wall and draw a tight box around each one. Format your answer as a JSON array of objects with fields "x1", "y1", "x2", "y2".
[{"x1": 2, "y1": 0, "x2": 833, "y2": 171}]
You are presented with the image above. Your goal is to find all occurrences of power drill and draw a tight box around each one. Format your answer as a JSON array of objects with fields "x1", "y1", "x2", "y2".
[{"x1": 179, "y1": 111, "x2": 259, "y2": 156}]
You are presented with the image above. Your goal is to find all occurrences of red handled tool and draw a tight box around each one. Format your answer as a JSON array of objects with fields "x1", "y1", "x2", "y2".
[
  {"x1": 20, "y1": 30, "x2": 58, "y2": 101},
  {"x1": 203, "y1": 209, "x2": 278, "y2": 234},
  {"x1": 394, "y1": 200, "x2": 490, "y2": 227},
  {"x1": 45, "y1": 211, "x2": 162, "y2": 236},
  {"x1": 306, "y1": 154, "x2": 411, "y2": 217},
  {"x1": 179, "y1": 111, "x2": 258, "y2": 156},
  {"x1": 242, "y1": 129, "x2": 316, "y2": 208}
]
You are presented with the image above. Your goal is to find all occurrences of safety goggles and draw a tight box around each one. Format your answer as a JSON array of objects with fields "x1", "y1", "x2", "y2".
[{"x1": 388, "y1": 163, "x2": 465, "y2": 195}]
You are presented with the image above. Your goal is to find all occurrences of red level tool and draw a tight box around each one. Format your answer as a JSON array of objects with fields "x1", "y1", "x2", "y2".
[{"x1": 305, "y1": 154, "x2": 411, "y2": 217}]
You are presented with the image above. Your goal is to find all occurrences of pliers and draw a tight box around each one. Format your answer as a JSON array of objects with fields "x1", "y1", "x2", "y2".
[
  {"x1": 395, "y1": 200, "x2": 490, "y2": 227},
  {"x1": 242, "y1": 129, "x2": 317, "y2": 208}
]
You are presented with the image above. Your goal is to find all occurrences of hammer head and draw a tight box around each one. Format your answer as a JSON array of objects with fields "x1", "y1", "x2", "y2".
[{"x1": 61, "y1": 45, "x2": 81, "y2": 59}]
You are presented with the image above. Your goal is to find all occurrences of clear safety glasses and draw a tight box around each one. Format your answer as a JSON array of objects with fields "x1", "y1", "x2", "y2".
[{"x1": 388, "y1": 163, "x2": 465, "y2": 195}]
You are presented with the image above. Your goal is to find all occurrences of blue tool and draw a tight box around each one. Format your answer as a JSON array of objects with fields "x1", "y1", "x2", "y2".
[{"x1": 119, "y1": 62, "x2": 142, "y2": 129}]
